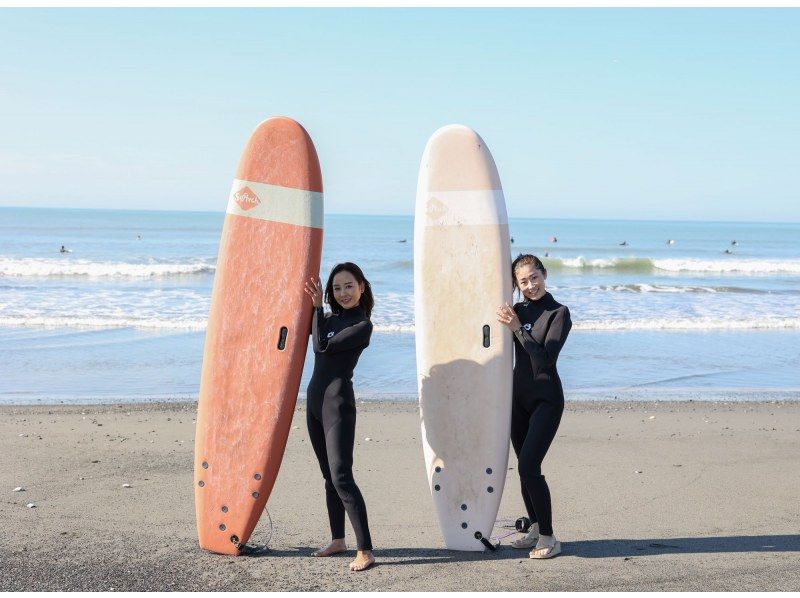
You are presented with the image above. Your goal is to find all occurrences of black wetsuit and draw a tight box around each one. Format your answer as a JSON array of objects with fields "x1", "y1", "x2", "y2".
[
  {"x1": 510, "y1": 292, "x2": 572, "y2": 537},
  {"x1": 307, "y1": 304, "x2": 373, "y2": 551}
]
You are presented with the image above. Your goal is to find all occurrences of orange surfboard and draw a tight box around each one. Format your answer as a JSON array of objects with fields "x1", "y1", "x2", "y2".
[{"x1": 194, "y1": 117, "x2": 323, "y2": 555}]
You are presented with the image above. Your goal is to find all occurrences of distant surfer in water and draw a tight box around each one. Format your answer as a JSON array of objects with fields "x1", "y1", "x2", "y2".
[
  {"x1": 304, "y1": 262, "x2": 376, "y2": 572},
  {"x1": 59, "y1": 245, "x2": 70, "y2": 253},
  {"x1": 496, "y1": 254, "x2": 572, "y2": 559}
]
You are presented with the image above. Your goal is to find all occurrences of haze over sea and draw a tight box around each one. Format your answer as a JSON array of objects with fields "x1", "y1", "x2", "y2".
[{"x1": 1, "y1": 206, "x2": 798, "y2": 404}]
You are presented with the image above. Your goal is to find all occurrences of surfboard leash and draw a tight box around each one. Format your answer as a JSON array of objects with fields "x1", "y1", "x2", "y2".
[
  {"x1": 473, "y1": 531, "x2": 499, "y2": 551},
  {"x1": 490, "y1": 516, "x2": 532, "y2": 542},
  {"x1": 237, "y1": 507, "x2": 274, "y2": 555}
]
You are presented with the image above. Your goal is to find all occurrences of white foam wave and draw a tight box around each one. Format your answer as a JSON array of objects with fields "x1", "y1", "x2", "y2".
[
  {"x1": 0, "y1": 257, "x2": 215, "y2": 278},
  {"x1": 556, "y1": 257, "x2": 623, "y2": 269},
  {"x1": 0, "y1": 315, "x2": 417, "y2": 333},
  {"x1": 591, "y1": 284, "x2": 722, "y2": 294},
  {"x1": 549, "y1": 256, "x2": 800, "y2": 275},
  {"x1": 652, "y1": 258, "x2": 800, "y2": 275},
  {"x1": 3, "y1": 315, "x2": 799, "y2": 333},
  {"x1": 0, "y1": 315, "x2": 207, "y2": 331},
  {"x1": 373, "y1": 324, "x2": 415, "y2": 333},
  {"x1": 4, "y1": 255, "x2": 798, "y2": 279},
  {"x1": 573, "y1": 318, "x2": 800, "y2": 331}
]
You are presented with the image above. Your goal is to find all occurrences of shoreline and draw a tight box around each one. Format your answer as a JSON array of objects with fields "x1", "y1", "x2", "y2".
[
  {"x1": 2, "y1": 387, "x2": 799, "y2": 408},
  {"x1": 2, "y1": 396, "x2": 800, "y2": 413},
  {"x1": 3, "y1": 399, "x2": 800, "y2": 591}
]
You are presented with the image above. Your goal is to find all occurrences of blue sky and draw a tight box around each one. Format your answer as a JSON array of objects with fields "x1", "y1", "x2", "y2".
[{"x1": 1, "y1": 8, "x2": 798, "y2": 221}]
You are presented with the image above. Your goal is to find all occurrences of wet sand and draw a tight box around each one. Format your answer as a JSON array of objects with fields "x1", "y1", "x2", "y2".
[{"x1": 2, "y1": 399, "x2": 799, "y2": 591}]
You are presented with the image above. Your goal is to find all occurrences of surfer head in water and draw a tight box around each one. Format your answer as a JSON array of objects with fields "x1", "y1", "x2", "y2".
[
  {"x1": 303, "y1": 262, "x2": 376, "y2": 572},
  {"x1": 496, "y1": 253, "x2": 572, "y2": 560}
]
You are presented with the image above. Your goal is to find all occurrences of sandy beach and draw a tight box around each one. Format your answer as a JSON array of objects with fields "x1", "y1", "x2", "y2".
[{"x1": 1, "y1": 399, "x2": 799, "y2": 591}]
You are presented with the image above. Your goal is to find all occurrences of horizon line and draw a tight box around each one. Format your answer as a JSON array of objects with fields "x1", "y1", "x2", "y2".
[{"x1": 0, "y1": 204, "x2": 797, "y2": 226}]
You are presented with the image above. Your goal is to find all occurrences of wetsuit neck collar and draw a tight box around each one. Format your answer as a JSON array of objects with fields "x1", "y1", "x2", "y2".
[
  {"x1": 523, "y1": 291, "x2": 552, "y2": 307},
  {"x1": 339, "y1": 304, "x2": 366, "y2": 316}
]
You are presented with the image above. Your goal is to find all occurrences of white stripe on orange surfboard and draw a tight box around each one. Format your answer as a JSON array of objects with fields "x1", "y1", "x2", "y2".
[
  {"x1": 416, "y1": 190, "x2": 508, "y2": 227},
  {"x1": 226, "y1": 179, "x2": 324, "y2": 229}
]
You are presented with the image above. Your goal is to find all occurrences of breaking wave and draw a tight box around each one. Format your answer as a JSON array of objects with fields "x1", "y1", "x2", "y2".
[
  {"x1": 544, "y1": 256, "x2": 800, "y2": 275},
  {"x1": 0, "y1": 257, "x2": 215, "y2": 278}
]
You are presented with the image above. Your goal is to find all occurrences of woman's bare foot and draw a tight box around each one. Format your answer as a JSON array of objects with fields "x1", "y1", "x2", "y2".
[
  {"x1": 312, "y1": 538, "x2": 347, "y2": 557},
  {"x1": 349, "y1": 550, "x2": 375, "y2": 571}
]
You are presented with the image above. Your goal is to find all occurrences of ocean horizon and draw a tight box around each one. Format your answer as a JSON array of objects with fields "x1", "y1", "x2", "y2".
[{"x1": 5, "y1": 204, "x2": 799, "y2": 224}]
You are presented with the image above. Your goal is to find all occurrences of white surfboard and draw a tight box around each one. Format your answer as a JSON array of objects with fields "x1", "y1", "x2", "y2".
[{"x1": 414, "y1": 125, "x2": 513, "y2": 551}]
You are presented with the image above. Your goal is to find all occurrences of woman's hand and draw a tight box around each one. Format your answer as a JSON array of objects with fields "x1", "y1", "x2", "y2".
[
  {"x1": 304, "y1": 277, "x2": 323, "y2": 308},
  {"x1": 496, "y1": 303, "x2": 522, "y2": 331}
]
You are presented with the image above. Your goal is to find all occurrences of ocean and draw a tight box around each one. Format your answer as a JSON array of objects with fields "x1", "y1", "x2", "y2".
[{"x1": 1, "y1": 207, "x2": 798, "y2": 404}]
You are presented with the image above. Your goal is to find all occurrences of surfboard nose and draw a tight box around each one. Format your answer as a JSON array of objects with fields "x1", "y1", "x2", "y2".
[
  {"x1": 236, "y1": 117, "x2": 323, "y2": 193},
  {"x1": 419, "y1": 124, "x2": 502, "y2": 192}
]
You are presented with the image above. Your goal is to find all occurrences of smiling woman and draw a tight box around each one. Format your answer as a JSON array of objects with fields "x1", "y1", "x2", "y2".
[
  {"x1": 323, "y1": 263, "x2": 375, "y2": 316},
  {"x1": 496, "y1": 253, "x2": 572, "y2": 559},
  {"x1": 302, "y1": 262, "x2": 377, "y2": 572}
]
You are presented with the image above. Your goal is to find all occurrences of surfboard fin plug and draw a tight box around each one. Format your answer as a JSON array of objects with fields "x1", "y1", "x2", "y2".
[{"x1": 474, "y1": 531, "x2": 498, "y2": 551}]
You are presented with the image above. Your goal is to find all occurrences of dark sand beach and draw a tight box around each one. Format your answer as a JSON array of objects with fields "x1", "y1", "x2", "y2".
[{"x1": 2, "y1": 399, "x2": 799, "y2": 591}]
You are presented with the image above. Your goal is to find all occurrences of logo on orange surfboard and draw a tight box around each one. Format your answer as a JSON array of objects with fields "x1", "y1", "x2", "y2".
[{"x1": 234, "y1": 187, "x2": 261, "y2": 211}]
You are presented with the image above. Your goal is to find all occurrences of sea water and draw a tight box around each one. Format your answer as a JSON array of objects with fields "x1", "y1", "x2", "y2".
[{"x1": 1, "y1": 207, "x2": 798, "y2": 404}]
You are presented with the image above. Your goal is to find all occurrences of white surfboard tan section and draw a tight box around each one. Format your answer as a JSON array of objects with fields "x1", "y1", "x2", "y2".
[{"x1": 414, "y1": 125, "x2": 513, "y2": 551}]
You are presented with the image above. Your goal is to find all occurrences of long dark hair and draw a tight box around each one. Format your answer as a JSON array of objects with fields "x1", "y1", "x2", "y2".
[
  {"x1": 324, "y1": 262, "x2": 374, "y2": 317},
  {"x1": 511, "y1": 253, "x2": 547, "y2": 292}
]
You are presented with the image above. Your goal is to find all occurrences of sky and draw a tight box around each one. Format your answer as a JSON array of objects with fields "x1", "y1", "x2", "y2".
[{"x1": 0, "y1": 8, "x2": 798, "y2": 221}]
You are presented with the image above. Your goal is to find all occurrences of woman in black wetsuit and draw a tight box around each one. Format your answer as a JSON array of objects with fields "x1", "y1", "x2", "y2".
[
  {"x1": 496, "y1": 254, "x2": 572, "y2": 559},
  {"x1": 303, "y1": 262, "x2": 375, "y2": 572}
]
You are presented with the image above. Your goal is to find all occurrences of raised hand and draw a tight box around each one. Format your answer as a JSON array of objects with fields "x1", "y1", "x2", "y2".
[
  {"x1": 304, "y1": 277, "x2": 323, "y2": 307},
  {"x1": 496, "y1": 302, "x2": 522, "y2": 331}
]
